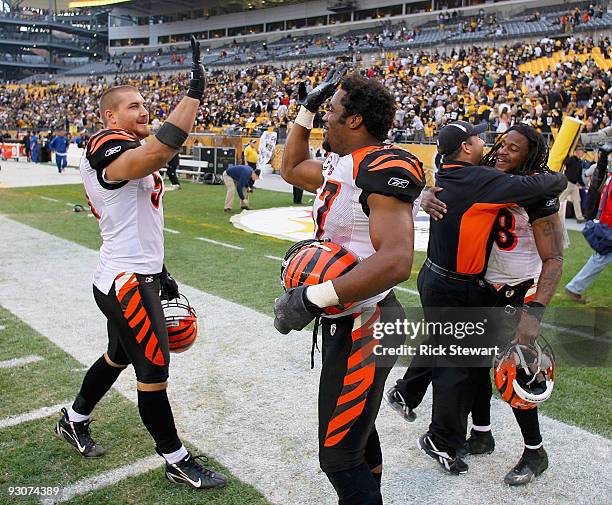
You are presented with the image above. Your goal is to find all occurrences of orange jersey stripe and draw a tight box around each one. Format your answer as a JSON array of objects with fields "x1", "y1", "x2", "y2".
[
  {"x1": 128, "y1": 305, "x2": 147, "y2": 329},
  {"x1": 338, "y1": 364, "x2": 375, "y2": 406},
  {"x1": 368, "y1": 159, "x2": 423, "y2": 182},
  {"x1": 325, "y1": 398, "x2": 367, "y2": 440},
  {"x1": 89, "y1": 133, "x2": 136, "y2": 155},
  {"x1": 457, "y1": 203, "x2": 509, "y2": 274},
  {"x1": 135, "y1": 318, "x2": 151, "y2": 343},
  {"x1": 124, "y1": 291, "x2": 142, "y2": 320}
]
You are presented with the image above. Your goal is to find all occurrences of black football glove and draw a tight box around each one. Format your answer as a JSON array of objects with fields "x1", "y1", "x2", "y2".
[
  {"x1": 298, "y1": 65, "x2": 347, "y2": 113},
  {"x1": 187, "y1": 35, "x2": 206, "y2": 101},
  {"x1": 274, "y1": 286, "x2": 322, "y2": 334},
  {"x1": 160, "y1": 266, "x2": 180, "y2": 301}
]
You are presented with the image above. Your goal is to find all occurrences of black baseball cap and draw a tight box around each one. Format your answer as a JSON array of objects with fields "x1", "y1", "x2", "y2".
[{"x1": 437, "y1": 121, "x2": 488, "y2": 155}]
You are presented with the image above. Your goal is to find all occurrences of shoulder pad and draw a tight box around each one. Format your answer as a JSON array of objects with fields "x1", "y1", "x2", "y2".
[
  {"x1": 355, "y1": 147, "x2": 425, "y2": 204},
  {"x1": 86, "y1": 129, "x2": 140, "y2": 172}
]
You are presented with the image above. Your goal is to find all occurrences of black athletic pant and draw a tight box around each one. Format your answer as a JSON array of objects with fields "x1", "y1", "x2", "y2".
[
  {"x1": 418, "y1": 265, "x2": 491, "y2": 454},
  {"x1": 319, "y1": 292, "x2": 404, "y2": 504},
  {"x1": 293, "y1": 186, "x2": 303, "y2": 204}
]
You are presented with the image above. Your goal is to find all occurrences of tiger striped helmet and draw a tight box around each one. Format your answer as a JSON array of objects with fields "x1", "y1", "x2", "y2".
[
  {"x1": 280, "y1": 239, "x2": 360, "y2": 315},
  {"x1": 162, "y1": 294, "x2": 198, "y2": 353},
  {"x1": 494, "y1": 339, "x2": 555, "y2": 410}
]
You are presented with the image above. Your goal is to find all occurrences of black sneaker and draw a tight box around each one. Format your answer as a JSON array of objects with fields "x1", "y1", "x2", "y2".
[
  {"x1": 417, "y1": 433, "x2": 468, "y2": 475},
  {"x1": 54, "y1": 407, "x2": 105, "y2": 458},
  {"x1": 384, "y1": 386, "x2": 416, "y2": 422},
  {"x1": 466, "y1": 428, "x2": 495, "y2": 455},
  {"x1": 164, "y1": 452, "x2": 227, "y2": 489},
  {"x1": 504, "y1": 447, "x2": 548, "y2": 486}
]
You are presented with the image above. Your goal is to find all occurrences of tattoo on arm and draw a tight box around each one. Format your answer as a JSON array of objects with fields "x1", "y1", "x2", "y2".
[{"x1": 532, "y1": 214, "x2": 564, "y2": 306}]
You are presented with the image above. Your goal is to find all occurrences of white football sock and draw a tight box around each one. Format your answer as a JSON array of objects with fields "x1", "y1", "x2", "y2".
[
  {"x1": 472, "y1": 424, "x2": 491, "y2": 432},
  {"x1": 67, "y1": 407, "x2": 89, "y2": 423},
  {"x1": 163, "y1": 445, "x2": 189, "y2": 465}
]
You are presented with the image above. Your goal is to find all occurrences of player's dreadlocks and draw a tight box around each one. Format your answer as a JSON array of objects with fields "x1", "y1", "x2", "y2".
[{"x1": 481, "y1": 123, "x2": 549, "y2": 175}]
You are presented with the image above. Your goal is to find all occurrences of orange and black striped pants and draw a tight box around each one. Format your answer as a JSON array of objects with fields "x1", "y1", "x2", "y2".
[
  {"x1": 318, "y1": 292, "x2": 405, "y2": 474},
  {"x1": 93, "y1": 272, "x2": 169, "y2": 384}
]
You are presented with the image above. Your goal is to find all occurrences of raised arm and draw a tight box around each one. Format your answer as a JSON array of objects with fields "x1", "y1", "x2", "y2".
[
  {"x1": 105, "y1": 36, "x2": 206, "y2": 182},
  {"x1": 280, "y1": 66, "x2": 346, "y2": 193}
]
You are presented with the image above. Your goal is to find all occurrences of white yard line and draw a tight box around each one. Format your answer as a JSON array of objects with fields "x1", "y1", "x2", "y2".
[
  {"x1": 163, "y1": 228, "x2": 180, "y2": 234},
  {"x1": 40, "y1": 455, "x2": 163, "y2": 505},
  {"x1": 39, "y1": 196, "x2": 60, "y2": 203},
  {"x1": 0, "y1": 354, "x2": 43, "y2": 369},
  {"x1": 195, "y1": 237, "x2": 243, "y2": 250},
  {"x1": 0, "y1": 215, "x2": 609, "y2": 505},
  {"x1": 394, "y1": 286, "x2": 420, "y2": 296},
  {"x1": 0, "y1": 403, "x2": 68, "y2": 430},
  {"x1": 263, "y1": 255, "x2": 284, "y2": 261}
]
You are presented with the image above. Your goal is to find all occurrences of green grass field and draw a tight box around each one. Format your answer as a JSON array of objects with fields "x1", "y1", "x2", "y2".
[{"x1": 0, "y1": 180, "x2": 610, "y2": 502}]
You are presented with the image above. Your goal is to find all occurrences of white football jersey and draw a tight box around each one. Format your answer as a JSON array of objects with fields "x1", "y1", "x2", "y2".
[
  {"x1": 312, "y1": 145, "x2": 423, "y2": 316},
  {"x1": 81, "y1": 129, "x2": 164, "y2": 294},
  {"x1": 485, "y1": 206, "x2": 541, "y2": 286}
]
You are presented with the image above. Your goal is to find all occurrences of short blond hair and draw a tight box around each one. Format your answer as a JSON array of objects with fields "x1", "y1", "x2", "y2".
[{"x1": 99, "y1": 85, "x2": 139, "y2": 126}]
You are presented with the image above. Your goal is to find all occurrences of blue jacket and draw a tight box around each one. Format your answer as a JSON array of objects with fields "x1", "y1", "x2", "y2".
[
  {"x1": 49, "y1": 135, "x2": 69, "y2": 154},
  {"x1": 226, "y1": 164, "x2": 253, "y2": 200}
]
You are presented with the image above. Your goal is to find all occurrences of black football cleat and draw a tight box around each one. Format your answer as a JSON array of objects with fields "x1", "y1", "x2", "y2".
[
  {"x1": 504, "y1": 447, "x2": 548, "y2": 486},
  {"x1": 417, "y1": 433, "x2": 468, "y2": 475},
  {"x1": 164, "y1": 452, "x2": 227, "y2": 489},
  {"x1": 466, "y1": 428, "x2": 495, "y2": 455},
  {"x1": 384, "y1": 386, "x2": 416, "y2": 422},
  {"x1": 55, "y1": 407, "x2": 105, "y2": 458}
]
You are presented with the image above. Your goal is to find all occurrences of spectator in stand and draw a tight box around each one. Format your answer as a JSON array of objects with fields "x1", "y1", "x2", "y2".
[
  {"x1": 243, "y1": 139, "x2": 258, "y2": 169},
  {"x1": 565, "y1": 146, "x2": 612, "y2": 302}
]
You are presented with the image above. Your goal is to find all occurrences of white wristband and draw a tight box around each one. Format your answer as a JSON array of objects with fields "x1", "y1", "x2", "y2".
[
  {"x1": 306, "y1": 280, "x2": 340, "y2": 308},
  {"x1": 295, "y1": 106, "x2": 315, "y2": 130}
]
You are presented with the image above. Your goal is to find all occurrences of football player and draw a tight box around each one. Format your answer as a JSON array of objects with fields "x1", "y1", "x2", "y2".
[
  {"x1": 274, "y1": 68, "x2": 425, "y2": 504},
  {"x1": 55, "y1": 37, "x2": 226, "y2": 490},
  {"x1": 389, "y1": 124, "x2": 564, "y2": 485}
]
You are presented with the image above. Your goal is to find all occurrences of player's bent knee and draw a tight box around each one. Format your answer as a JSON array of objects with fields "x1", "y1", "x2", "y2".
[
  {"x1": 103, "y1": 352, "x2": 128, "y2": 369},
  {"x1": 137, "y1": 381, "x2": 168, "y2": 392}
]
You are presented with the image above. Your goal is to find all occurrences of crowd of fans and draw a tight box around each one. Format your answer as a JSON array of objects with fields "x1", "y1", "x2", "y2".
[{"x1": 0, "y1": 35, "x2": 610, "y2": 144}]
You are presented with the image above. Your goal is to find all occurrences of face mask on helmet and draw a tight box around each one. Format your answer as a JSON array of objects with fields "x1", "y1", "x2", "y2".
[
  {"x1": 280, "y1": 239, "x2": 360, "y2": 316},
  {"x1": 162, "y1": 293, "x2": 198, "y2": 353},
  {"x1": 494, "y1": 339, "x2": 555, "y2": 410}
]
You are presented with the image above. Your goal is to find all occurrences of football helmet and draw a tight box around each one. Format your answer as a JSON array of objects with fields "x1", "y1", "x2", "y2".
[
  {"x1": 494, "y1": 339, "x2": 555, "y2": 410},
  {"x1": 162, "y1": 294, "x2": 198, "y2": 353},
  {"x1": 280, "y1": 239, "x2": 359, "y2": 315}
]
